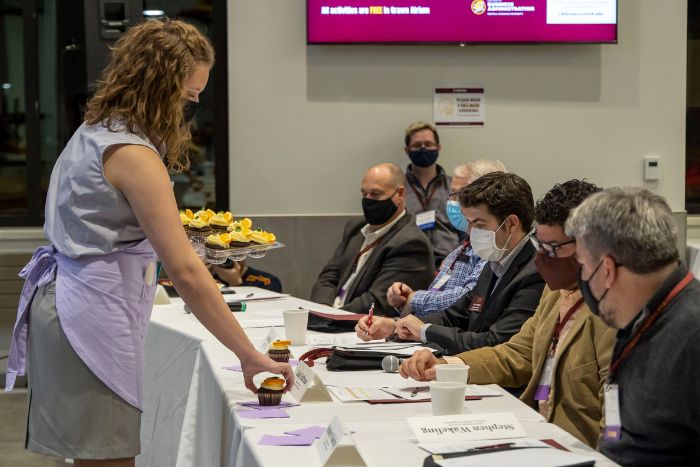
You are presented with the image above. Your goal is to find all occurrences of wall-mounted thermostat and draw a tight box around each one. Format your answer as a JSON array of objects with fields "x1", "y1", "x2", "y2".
[{"x1": 644, "y1": 156, "x2": 660, "y2": 181}]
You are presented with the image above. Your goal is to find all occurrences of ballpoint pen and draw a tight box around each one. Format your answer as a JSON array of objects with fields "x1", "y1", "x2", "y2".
[{"x1": 365, "y1": 302, "x2": 375, "y2": 338}]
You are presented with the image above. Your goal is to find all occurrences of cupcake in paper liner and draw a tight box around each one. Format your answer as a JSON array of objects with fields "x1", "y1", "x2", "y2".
[
  {"x1": 267, "y1": 340, "x2": 292, "y2": 363},
  {"x1": 257, "y1": 377, "x2": 285, "y2": 406}
]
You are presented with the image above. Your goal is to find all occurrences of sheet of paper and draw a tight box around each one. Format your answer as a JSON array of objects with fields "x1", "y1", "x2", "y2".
[
  {"x1": 285, "y1": 426, "x2": 326, "y2": 439},
  {"x1": 465, "y1": 385, "x2": 503, "y2": 398},
  {"x1": 238, "y1": 408, "x2": 290, "y2": 419},
  {"x1": 236, "y1": 318, "x2": 285, "y2": 329},
  {"x1": 419, "y1": 439, "x2": 551, "y2": 454},
  {"x1": 258, "y1": 434, "x2": 316, "y2": 446},
  {"x1": 334, "y1": 344, "x2": 437, "y2": 357},
  {"x1": 434, "y1": 447, "x2": 596, "y2": 467},
  {"x1": 326, "y1": 386, "x2": 402, "y2": 402},
  {"x1": 407, "y1": 412, "x2": 526, "y2": 443},
  {"x1": 223, "y1": 291, "x2": 289, "y2": 303},
  {"x1": 305, "y1": 334, "x2": 376, "y2": 346}
]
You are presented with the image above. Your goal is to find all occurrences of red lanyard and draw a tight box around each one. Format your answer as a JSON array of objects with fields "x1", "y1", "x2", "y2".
[
  {"x1": 352, "y1": 238, "x2": 382, "y2": 271},
  {"x1": 408, "y1": 177, "x2": 444, "y2": 211},
  {"x1": 549, "y1": 297, "x2": 585, "y2": 354},
  {"x1": 609, "y1": 271, "x2": 694, "y2": 379}
]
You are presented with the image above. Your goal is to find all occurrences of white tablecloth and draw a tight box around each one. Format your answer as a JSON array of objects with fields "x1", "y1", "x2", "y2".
[{"x1": 136, "y1": 288, "x2": 617, "y2": 467}]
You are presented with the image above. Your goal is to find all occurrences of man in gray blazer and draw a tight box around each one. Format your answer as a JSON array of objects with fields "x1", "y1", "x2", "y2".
[{"x1": 311, "y1": 163, "x2": 435, "y2": 316}]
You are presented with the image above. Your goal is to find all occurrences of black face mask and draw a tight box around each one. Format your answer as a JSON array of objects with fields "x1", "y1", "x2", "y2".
[
  {"x1": 362, "y1": 190, "x2": 399, "y2": 226},
  {"x1": 577, "y1": 259, "x2": 610, "y2": 316},
  {"x1": 183, "y1": 99, "x2": 200, "y2": 123},
  {"x1": 408, "y1": 148, "x2": 439, "y2": 168}
]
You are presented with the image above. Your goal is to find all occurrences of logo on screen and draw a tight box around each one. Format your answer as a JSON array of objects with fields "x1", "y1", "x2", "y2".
[{"x1": 471, "y1": 0, "x2": 486, "y2": 15}]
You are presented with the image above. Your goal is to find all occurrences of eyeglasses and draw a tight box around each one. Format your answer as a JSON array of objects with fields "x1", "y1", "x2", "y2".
[
  {"x1": 529, "y1": 233, "x2": 576, "y2": 258},
  {"x1": 407, "y1": 142, "x2": 439, "y2": 151},
  {"x1": 448, "y1": 189, "x2": 463, "y2": 201}
]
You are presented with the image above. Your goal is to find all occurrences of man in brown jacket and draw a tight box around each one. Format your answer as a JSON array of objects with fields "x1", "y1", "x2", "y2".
[{"x1": 399, "y1": 179, "x2": 615, "y2": 448}]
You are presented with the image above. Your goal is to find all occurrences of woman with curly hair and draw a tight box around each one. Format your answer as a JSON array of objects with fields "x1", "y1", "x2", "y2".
[{"x1": 5, "y1": 19, "x2": 293, "y2": 466}]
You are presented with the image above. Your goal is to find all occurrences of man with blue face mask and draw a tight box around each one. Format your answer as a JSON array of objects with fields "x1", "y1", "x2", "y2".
[
  {"x1": 402, "y1": 122, "x2": 460, "y2": 268},
  {"x1": 357, "y1": 172, "x2": 545, "y2": 356},
  {"x1": 387, "y1": 160, "x2": 507, "y2": 317}
]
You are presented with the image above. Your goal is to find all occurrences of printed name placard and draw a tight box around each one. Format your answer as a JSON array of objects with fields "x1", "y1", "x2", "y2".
[
  {"x1": 255, "y1": 327, "x2": 277, "y2": 355},
  {"x1": 316, "y1": 415, "x2": 366, "y2": 466},
  {"x1": 290, "y1": 361, "x2": 333, "y2": 402},
  {"x1": 407, "y1": 412, "x2": 526, "y2": 443}
]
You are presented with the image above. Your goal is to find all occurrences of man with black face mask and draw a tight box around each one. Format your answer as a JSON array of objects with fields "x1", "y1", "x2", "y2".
[
  {"x1": 403, "y1": 122, "x2": 460, "y2": 268},
  {"x1": 310, "y1": 163, "x2": 435, "y2": 315},
  {"x1": 566, "y1": 188, "x2": 700, "y2": 465},
  {"x1": 397, "y1": 179, "x2": 615, "y2": 450}
]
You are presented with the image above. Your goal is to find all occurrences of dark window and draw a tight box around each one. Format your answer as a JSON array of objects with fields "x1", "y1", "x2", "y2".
[
  {"x1": 0, "y1": 0, "x2": 229, "y2": 226},
  {"x1": 687, "y1": 1, "x2": 700, "y2": 213}
]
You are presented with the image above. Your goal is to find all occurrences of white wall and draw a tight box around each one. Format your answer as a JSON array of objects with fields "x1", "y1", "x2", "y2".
[{"x1": 228, "y1": 0, "x2": 688, "y2": 215}]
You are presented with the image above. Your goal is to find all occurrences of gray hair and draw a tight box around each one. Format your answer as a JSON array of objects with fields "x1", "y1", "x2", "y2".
[
  {"x1": 565, "y1": 187, "x2": 679, "y2": 274},
  {"x1": 454, "y1": 159, "x2": 507, "y2": 184}
]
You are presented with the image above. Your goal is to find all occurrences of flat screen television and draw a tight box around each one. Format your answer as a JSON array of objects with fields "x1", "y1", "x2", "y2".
[{"x1": 307, "y1": 0, "x2": 617, "y2": 44}]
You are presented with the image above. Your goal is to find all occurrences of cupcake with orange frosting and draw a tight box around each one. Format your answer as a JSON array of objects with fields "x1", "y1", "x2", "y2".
[
  {"x1": 210, "y1": 211, "x2": 233, "y2": 233},
  {"x1": 267, "y1": 340, "x2": 292, "y2": 363},
  {"x1": 180, "y1": 209, "x2": 194, "y2": 229},
  {"x1": 249, "y1": 229, "x2": 271, "y2": 246},
  {"x1": 187, "y1": 216, "x2": 212, "y2": 243},
  {"x1": 257, "y1": 377, "x2": 285, "y2": 406},
  {"x1": 227, "y1": 225, "x2": 252, "y2": 248}
]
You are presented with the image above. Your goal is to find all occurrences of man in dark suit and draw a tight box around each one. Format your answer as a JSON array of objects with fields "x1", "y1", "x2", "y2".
[
  {"x1": 357, "y1": 172, "x2": 545, "y2": 355},
  {"x1": 311, "y1": 163, "x2": 435, "y2": 315}
]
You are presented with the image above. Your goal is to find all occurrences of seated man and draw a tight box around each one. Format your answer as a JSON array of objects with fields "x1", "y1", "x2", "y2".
[
  {"x1": 566, "y1": 187, "x2": 700, "y2": 464},
  {"x1": 357, "y1": 172, "x2": 544, "y2": 354},
  {"x1": 399, "y1": 180, "x2": 615, "y2": 449},
  {"x1": 208, "y1": 260, "x2": 283, "y2": 293},
  {"x1": 387, "y1": 159, "x2": 506, "y2": 317},
  {"x1": 310, "y1": 163, "x2": 434, "y2": 315}
]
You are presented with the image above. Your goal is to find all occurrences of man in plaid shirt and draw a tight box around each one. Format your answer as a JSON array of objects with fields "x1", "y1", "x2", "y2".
[{"x1": 388, "y1": 160, "x2": 506, "y2": 317}]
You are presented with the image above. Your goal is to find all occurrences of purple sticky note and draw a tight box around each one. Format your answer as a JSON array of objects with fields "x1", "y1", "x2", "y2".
[
  {"x1": 284, "y1": 426, "x2": 325, "y2": 439},
  {"x1": 239, "y1": 401, "x2": 300, "y2": 410},
  {"x1": 238, "y1": 408, "x2": 290, "y2": 419},
  {"x1": 258, "y1": 434, "x2": 316, "y2": 446}
]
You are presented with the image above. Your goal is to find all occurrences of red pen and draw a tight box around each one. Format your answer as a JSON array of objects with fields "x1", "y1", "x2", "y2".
[{"x1": 365, "y1": 302, "x2": 375, "y2": 338}]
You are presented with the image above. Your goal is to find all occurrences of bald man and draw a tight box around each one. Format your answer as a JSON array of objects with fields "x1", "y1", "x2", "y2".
[{"x1": 311, "y1": 163, "x2": 435, "y2": 315}]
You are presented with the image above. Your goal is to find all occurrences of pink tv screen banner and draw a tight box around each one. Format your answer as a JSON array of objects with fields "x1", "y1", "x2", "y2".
[{"x1": 308, "y1": 0, "x2": 617, "y2": 43}]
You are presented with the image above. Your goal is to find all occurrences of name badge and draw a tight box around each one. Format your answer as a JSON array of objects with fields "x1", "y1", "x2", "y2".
[
  {"x1": 416, "y1": 210, "x2": 436, "y2": 231},
  {"x1": 534, "y1": 356, "x2": 555, "y2": 401},
  {"x1": 430, "y1": 272, "x2": 451, "y2": 291},
  {"x1": 468, "y1": 296, "x2": 486, "y2": 313},
  {"x1": 604, "y1": 383, "x2": 622, "y2": 440}
]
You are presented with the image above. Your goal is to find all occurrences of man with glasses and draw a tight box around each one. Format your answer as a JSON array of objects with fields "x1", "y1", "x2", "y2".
[
  {"x1": 356, "y1": 172, "x2": 544, "y2": 355},
  {"x1": 402, "y1": 122, "x2": 459, "y2": 267},
  {"x1": 311, "y1": 163, "x2": 435, "y2": 315},
  {"x1": 398, "y1": 180, "x2": 614, "y2": 449},
  {"x1": 386, "y1": 160, "x2": 506, "y2": 317}
]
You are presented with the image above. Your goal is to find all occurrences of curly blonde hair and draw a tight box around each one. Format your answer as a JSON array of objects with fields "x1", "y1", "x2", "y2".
[{"x1": 84, "y1": 19, "x2": 215, "y2": 173}]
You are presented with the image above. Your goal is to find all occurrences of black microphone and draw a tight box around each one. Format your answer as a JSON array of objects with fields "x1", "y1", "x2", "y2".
[{"x1": 381, "y1": 355, "x2": 404, "y2": 373}]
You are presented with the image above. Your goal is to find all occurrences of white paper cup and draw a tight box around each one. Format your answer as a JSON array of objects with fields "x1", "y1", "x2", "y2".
[
  {"x1": 435, "y1": 364, "x2": 470, "y2": 384},
  {"x1": 430, "y1": 382, "x2": 466, "y2": 416},
  {"x1": 283, "y1": 309, "x2": 309, "y2": 345}
]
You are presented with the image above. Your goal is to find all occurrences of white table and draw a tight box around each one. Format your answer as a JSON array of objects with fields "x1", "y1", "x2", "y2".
[{"x1": 136, "y1": 288, "x2": 617, "y2": 467}]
